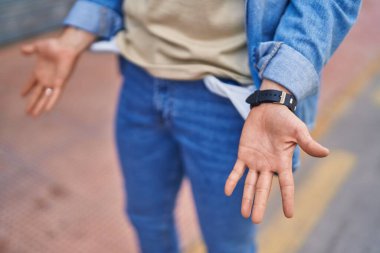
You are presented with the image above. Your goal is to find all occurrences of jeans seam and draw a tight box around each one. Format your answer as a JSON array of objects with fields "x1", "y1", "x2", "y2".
[{"x1": 153, "y1": 78, "x2": 161, "y2": 111}]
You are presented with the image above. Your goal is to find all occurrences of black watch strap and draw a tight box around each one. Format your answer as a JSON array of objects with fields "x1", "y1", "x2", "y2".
[{"x1": 245, "y1": 89, "x2": 297, "y2": 112}]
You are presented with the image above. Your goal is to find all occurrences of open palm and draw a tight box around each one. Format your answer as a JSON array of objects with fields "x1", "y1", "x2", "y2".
[
  {"x1": 21, "y1": 38, "x2": 79, "y2": 116},
  {"x1": 225, "y1": 102, "x2": 329, "y2": 224}
]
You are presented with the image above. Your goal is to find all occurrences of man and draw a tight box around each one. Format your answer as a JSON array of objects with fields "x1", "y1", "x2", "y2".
[{"x1": 21, "y1": 0, "x2": 361, "y2": 252}]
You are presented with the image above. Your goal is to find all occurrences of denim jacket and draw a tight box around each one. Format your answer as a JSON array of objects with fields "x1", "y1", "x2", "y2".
[{"x1": 64, "y1": 0, "x2": 361, "y2": 127}]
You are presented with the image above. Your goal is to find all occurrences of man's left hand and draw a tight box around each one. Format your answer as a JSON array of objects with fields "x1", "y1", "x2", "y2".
[{"x1": 224, "y1": 80, "x2": 329, "y2": 224}]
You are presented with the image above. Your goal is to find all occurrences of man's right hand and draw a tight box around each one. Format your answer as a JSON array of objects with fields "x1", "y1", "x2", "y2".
[{"x1": 21, "y1": 28, "x2": 96, "y2": 117}]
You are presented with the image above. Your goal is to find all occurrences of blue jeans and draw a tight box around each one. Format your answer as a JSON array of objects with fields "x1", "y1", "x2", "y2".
[{"x1": 114, "y1": 58, "x2": 256, "y2": 253}]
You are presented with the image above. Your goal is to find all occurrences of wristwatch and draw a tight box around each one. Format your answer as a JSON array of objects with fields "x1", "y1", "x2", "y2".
[{"x1": 245, "y1": 89, "x2": 297, "y2": 112}]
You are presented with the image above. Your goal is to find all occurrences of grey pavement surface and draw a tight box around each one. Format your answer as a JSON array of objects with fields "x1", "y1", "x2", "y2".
[{"x1": 298, "y1": 74, "x2": 380, "y2": 253}]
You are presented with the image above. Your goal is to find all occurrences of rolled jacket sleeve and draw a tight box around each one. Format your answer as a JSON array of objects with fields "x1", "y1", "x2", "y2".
[
  {"x1": 254, "y1": 0, "x2": 362, "y2": 101},
  {"x1": 63, "y1": 0, "x2": 123, "y2": 40}
]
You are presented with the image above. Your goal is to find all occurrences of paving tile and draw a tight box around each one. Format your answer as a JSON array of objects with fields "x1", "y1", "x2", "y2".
[{"x1": 1, "y1": 1, "x2": 380, "y2": 252}]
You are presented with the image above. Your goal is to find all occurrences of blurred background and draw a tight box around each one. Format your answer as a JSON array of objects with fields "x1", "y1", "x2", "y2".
[{"x1": 0, "y1": 1, "x2": 379, "y2": 253}]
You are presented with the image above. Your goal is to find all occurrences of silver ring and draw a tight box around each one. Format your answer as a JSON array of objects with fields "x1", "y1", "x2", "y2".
[{"x1": 44, "y1": 87, "x2": 54, "y2": 96}]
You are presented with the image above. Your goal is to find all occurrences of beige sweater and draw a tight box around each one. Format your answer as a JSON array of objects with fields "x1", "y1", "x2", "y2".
[{"x1": 116, "y1": 0, "x2": 252, "y2": 84}]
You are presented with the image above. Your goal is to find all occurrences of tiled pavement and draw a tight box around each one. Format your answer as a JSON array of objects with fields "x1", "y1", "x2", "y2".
[
  {"x1": 0, "y1": 36, "x2": 203, "y2": 252},
  {"x1": 0, "y1": 1, "x2": 380, "y2": 252}
]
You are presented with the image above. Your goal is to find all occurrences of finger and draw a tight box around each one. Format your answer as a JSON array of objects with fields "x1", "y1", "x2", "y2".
[
  {"x1": 241, "y1": 169, "x2": 258, "y2": 218},
  {"x1": 225, "y1": 159, "x2": 246, "y2": 196},
  {"x1": 296, "y1": 125, "x2": 329, "y2": 157},
  {"x1": 44, "y1": 88, "x2": 61, "y2": 112},
  {"x1": 251, "y1": 171, "x2": 273, "y2": 224},
  {"x1": 278, "y1": 170, "x2": 295, "y2": 218},
  {"x1": 21, "y1": 75, "x2": 37, "y2": 97},
  {"x1": 26, "y1": 86, "x2": 44, "y2": 114},
  {"x1": 30, "y1": 92, "x2": 50, "y2": 117},
  {"x1": 21, "y1": 44, "x2": 36, "y2": 55}
]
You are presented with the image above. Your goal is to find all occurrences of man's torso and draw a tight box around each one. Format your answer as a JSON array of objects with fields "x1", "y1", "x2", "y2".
[{"x1": 116, "y1": 0, "x2": 252, "y2": 84}]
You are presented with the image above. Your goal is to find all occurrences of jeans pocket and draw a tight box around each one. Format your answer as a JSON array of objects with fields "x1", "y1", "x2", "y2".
[{"x1": 203, "y1": 75, "x2": 255, "y2": 119}]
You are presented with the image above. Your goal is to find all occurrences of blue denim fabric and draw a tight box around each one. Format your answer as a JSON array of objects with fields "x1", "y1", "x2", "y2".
[
  {"x1": 115, "y1": 58, "x2": 257, "y2": 253},
  {"x1": 246, "y1": 0, "x2": 362, "y2": 127},
  {"x1": 63, "y1": 0, "x2": 123, "y2": 39},
  {"x1": 63, "y1": 0, "x2": 361, "y2": 128}
]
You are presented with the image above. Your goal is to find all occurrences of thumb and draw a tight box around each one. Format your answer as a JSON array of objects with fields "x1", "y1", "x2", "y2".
[
  {"x1": 296, "y1": 125, "x2": 329, "y2": 157},
  {"x1": 21, "y1": 44, "x2": 36, "y2": 55}
]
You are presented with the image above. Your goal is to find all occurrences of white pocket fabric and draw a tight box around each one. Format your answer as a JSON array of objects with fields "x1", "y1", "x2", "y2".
[
  {"x1": 203, "y1": 75, "x2": 256, "y2": 120},
  {"x1": 90, "y1": 39, "x2": 120, "y2": 54}
]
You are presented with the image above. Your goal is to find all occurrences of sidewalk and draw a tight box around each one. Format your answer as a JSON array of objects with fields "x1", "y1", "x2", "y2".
[
  {"x1": 298, "y1": 68, "x2": 380, "y2": 253},
  {"x1": 1, "y1": 1, "x2": 380, "y2": 252}
]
